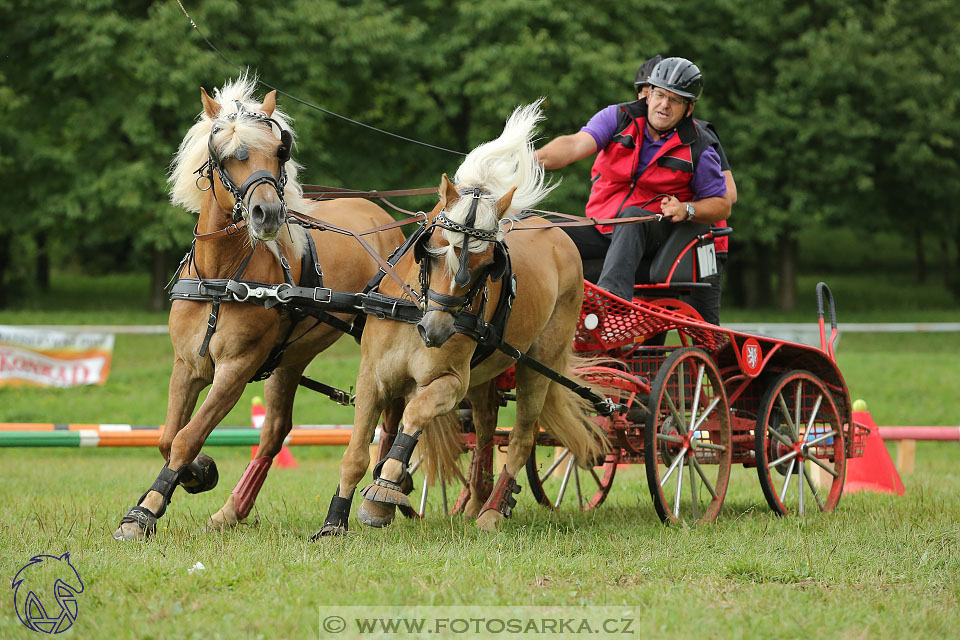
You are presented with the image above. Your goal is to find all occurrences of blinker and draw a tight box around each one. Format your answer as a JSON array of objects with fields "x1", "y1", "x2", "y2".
[
  {"x1": 234, "y1": 147, "x2": 249, "y2": 161},
  {"x1": 454, "y1": 188, "x2": 483, "y2": 287}
]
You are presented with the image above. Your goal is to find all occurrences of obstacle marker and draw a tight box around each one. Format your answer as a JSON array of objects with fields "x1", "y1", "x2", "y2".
[{"x1": 844, "y1": 411, "x2": 906, "y2": 496}]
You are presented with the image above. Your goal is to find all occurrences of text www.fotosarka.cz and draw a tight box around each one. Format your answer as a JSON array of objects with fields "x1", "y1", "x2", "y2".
[{"x1": 320, "y1": 606, "x2": 639, "y2": 638}]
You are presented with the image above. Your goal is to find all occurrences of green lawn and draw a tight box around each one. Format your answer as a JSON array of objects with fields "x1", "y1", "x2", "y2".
[{"x1": 0, "y1": 442, "x2": 957, "y2": 638}]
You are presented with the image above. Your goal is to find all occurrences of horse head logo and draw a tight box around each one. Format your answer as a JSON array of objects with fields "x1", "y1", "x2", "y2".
[{"x1": 11, "y1": 553, "x2": 84, "y2": 634}]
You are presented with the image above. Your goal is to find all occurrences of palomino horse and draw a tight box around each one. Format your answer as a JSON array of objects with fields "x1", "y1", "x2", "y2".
[
  {"x1": 114, "y1": 77, "x2": 404, "y2": 541},
  {"x1": 316, "y1": 102, "x2": 610, "y2": 536}
]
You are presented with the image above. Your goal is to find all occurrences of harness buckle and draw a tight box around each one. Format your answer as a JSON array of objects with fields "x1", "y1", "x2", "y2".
[{"x1": 312, "y1": 287, "x2": 332, "y2": 303}]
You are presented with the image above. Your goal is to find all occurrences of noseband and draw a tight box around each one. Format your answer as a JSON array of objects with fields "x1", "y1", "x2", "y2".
[
  {"x1": 196, "y1": 101, "x2": 292, "y2": 223},
  {"x1": 415, "y1": 187, "x2": 507, "y2": 318}
]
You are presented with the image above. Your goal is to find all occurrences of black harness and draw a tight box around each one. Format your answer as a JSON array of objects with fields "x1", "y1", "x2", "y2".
[{"x1": 196, "y1": 101, "x2": 293, "y2": 224}]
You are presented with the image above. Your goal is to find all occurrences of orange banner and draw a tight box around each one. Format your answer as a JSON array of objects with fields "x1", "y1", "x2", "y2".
[{"x1": 0, "y1": 326, "x2": 113, "y2": 388}]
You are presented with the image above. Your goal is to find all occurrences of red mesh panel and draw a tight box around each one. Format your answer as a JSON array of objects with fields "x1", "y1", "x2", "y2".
[{"x1": 575, "y1": 281, "x2": 731, "y2": 353}]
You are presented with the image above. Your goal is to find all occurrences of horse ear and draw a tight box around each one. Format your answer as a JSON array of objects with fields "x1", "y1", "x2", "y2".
[
  {"x1": 494, "y1": 186, "x2": 517, "y2": 219},
  {"x1": 261, "y1": 90, "x2": 277, "y2": 117},
  {"x1": 438, "y1": 173, "x2": 460, "y2": 209},
  {"x1": 200, "y1": 87, "x2": 221, "y2": 119}
]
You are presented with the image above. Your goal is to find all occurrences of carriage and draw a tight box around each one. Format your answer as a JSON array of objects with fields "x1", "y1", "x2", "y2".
[
  {"x1": 115, "y1": 84, "x2": 865, "y2": 541},
  {"x1": 381, "y1": 221, "x2": 868, "y2": 525}
]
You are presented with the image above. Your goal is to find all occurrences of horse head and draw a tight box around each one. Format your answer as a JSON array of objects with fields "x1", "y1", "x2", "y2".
[
  {"x1": 416, "y1": 174, "x2": 515, "y2": 348},
  {"x1": 200, "y1": 86, "x2": 293, "y2": 242}
]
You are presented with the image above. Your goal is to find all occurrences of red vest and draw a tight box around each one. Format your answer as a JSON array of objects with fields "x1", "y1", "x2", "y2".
[{"x1": 586, "y1": 102, "x2": 705, "y2": 235}]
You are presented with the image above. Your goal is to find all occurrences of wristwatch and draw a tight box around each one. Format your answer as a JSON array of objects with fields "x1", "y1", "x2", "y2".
[{"x1": 685, "y1": 203, "x2": 695, "y2": 221}]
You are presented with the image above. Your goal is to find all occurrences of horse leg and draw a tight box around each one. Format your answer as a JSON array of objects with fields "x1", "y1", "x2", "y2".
[
  {"x1": 114, "y1": 362, "x2": 253, "y2": 541},
  {"x1": 312, "y1": 380, "x2": 386, "y2": 538},
  {"x1": 207, "y1": 363, "x2": 306, "y2": 531},
  {"x1": 358, "y1": 374, "x2": 464, "y2": 528},
  {"x1": 454, "y1": 382, "x2": 498, "y2": 519},
  {"x1": 476, "y1": 366, "x2": 551, "y2": 532}
]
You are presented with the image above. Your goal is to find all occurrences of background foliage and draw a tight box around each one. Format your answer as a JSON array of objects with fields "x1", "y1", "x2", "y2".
[{"x1": 1, "y1": 0, "x2": 959, "y2": 310}]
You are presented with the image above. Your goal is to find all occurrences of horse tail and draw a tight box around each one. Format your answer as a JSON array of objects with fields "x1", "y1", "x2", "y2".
[
  {"x1": 418, "y1": 412, "x2": 467, "y2": 487},
  {"x1": 537, "y1": 351, "x2": 614, "y2": 468}
]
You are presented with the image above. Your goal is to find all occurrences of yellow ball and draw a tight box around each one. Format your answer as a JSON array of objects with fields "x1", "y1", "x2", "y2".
[
  {"x1": 852, "y1": 399, "x2": 867, "y2": 412},
  {"x1": 251, "y1": 395, "x2": 264, "y2": 407}
]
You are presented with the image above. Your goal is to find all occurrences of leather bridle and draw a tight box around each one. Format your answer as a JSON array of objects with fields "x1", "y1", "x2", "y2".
[{"x1": 195, "y1": 101, "x2": 293, "y2": 226}]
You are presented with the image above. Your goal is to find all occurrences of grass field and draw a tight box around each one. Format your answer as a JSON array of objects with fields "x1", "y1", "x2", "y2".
[
  {"x1": 1, "y1": 271, "x2": 958, "y2": 638},
  {"x1": 1, "y1": 443, "x2": 957, "y2": 638}
]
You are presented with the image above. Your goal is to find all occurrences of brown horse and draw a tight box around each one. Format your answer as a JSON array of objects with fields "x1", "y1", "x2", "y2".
[
  {"x1": 316, "y1": 102, "x2": 610, "y2": 536},
  {"x1": 114, "y1": 76, "x2": 404, "y2": 541}
]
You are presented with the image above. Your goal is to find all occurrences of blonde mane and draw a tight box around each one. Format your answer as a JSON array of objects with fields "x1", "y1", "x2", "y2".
[
  {"x1": 435, "y1": 100, "x2": 557, "y2": 274},
  {"x1": 168, "y1": 74, "x2": 309, "y2": 257}
]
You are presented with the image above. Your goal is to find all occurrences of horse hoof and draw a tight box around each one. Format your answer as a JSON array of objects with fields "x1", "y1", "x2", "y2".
[
  {"x1": 475, "y1": 509, "x2": 504, "y2": 533},
  {"x1": 357, "y1": 499, "x2": 396, "y2": 528},
  {"x1": 113, "y1": 522, "x2": 150, "y2": 542},
  {"x1": 359, "y1": 481, "x2": 412, "y2": 508},
  {"x1": 181, "y1": 454, "x2": 219, "y2": 494},
  {"x1": 310, "y1": 523, "x2": 355, "y2": 540},
  {"x1": 463, "y1": 499, "x2": 484, "y2": 520}
]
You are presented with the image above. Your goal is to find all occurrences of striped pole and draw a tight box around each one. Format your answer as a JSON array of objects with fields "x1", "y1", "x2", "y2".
[{"x1": 0, "y1": 426, "x2": 354, "y2": 448}]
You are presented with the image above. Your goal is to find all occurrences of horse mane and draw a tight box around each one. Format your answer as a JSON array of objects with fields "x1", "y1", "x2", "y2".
[
  {"x1": 168, "y1": 73, "x2": 308, "y2": 258},
  {"x1": 438, "y1": 100, "x2": 557, "y2": 272}
]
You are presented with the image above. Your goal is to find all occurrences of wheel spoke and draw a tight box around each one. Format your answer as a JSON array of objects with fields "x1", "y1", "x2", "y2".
[
  {"x1": 574, "y1": 465, "x2": 584, "y2": 509},
  {"x1": 539, "y1": 448, "x2": 570, "y2": 483},
  {"x1": 776, "y1": 393, "x2": 799, "y2": 440},
  {"x1": 418, "y1": 479, "x2": 429, "y2": 516},
  {"x1": 673, "y1": 453, "x2": 685, "y2": 518},
  {"x1": 801, "y1": 394, "x2": 823, "y2": 442},
  {"x1": 691, "y1": 396, "x2": 722, "y2": 432},
  {"x1": 688, "y1": 456, "x2": 699, "y2": 521},
  {"x1": 768, "y1": 448, "x2": 799, "y2": 470},
  {"x1": 555, "y1": 456, "x2": 576, "y2": 507},
  {"x1": 794, "y1": 380, "x2": 803, "y2": 441},
  {"x1": 807, "y1": 452, "x2": 839, "y2": 477},
  {"x1": 663, "y1": 392, "x2": 689, "y2": 435},
  {"x1": 806, "y1": 430, "x2": 838, "y2": 449},
  {"x1": 660, "y1": 446, "x2": 689, "y2": 487},
  {"x1": 798, "y1": 459, "x2": 805, "y2": 515},
  {"x1": 779, "y1": 459, "x2": 796, "y2": 502},
  {"x1": 657, "y1": 433, "x2": 684, "y2": 444},
  {"x1": 691, "y1": 456, "x2": 717, "y2": 498},
  {"x1": 802, "y1": 464, "x2": 825, "y2": 511},
  {"x1": 767, "y1": 423, "x2": 794, "y2": 447},
  {"x1": 696, "y1": 441, "x2": 727, "y2": 452},
  {"x1": 589, "y1": 466, "x2": 603, "y2": 488},
  {"x1": 677, "y1": 361, "x2": 686, "y2": 420},
  {"x1": 409, "y1": 454, "x2": 424, "y2": 474},
  {"x1": 689, "y1": 364, "x2": 705, "y2": 431}
]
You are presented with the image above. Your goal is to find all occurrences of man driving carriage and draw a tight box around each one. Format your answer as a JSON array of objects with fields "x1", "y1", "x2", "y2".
[{"x1": 534, "y1": 56, "x2": 733, "y2": 323}]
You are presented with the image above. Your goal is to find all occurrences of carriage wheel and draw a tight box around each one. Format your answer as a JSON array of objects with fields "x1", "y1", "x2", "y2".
[
  {"x1": 644, "y1": 347, "x2": 732, "y2": 524},
  {"x1": 755, "y1": 370, "x2": 846, "y2": 516},
  {"x1": 525, "y1": 444, "x2": 620, "y2": 510}
]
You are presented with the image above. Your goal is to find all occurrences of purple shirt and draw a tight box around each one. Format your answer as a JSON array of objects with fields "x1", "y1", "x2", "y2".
[{"x1": 581, "y1": 104, "x2": 726, "y2": 200}]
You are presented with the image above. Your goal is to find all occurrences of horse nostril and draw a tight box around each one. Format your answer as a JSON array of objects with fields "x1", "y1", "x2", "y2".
[
  {"x1": 417, "y1": 324, "x2": 432, "y2": 346},
  {"x1": 250, "y1": 204, "x2": 264, "y2": 224}
]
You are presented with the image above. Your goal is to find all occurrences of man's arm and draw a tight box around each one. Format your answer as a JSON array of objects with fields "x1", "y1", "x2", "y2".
[
  {"x1": 722, "y1": 170, "x2": 737, "y2": 205},
  {"x1": 661, "y1": 195, "x2": 731, "y2": 223},
  {"x1": 533, "y1": 131, "x2": 598, "y2": 170}
]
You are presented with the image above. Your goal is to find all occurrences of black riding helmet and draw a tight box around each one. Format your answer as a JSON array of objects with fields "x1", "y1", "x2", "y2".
[
  {"x1": 633, "y1": 55, "x2": 663, "y2": 92},
  {"x1": 646, "y1": 57, "x2": 703, "y2": 102}
]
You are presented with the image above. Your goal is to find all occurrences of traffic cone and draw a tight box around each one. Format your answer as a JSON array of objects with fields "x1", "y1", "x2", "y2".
[
  {"x1": 844, "y1": 408, "x2": 905, "y2": 496},
  {"x1": 250, "y1": 396, "x2": 298, "y2": 469}
]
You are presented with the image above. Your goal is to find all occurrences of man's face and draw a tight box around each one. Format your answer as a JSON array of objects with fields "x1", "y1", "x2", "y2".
[{"x1": 646, "y1": 87, "x2": 692, "y2": 131}]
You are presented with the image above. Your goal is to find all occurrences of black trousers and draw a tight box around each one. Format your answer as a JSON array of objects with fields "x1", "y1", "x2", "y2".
[{"x1": 562, "y1": 215, "x2": 727, "y2": 325}]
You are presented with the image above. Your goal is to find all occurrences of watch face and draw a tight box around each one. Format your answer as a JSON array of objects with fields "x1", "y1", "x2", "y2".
[{"x1": 686, "y1": 203, "x2": 695, "y2": 219}]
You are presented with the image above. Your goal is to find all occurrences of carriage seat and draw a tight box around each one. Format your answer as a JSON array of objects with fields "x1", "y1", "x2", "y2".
[{"x1": 582, "y1": 222, "x2": 732, "y2": 295}]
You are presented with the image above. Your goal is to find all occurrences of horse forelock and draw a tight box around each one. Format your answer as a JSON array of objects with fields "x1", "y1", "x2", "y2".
[{"x1": 168, "y1": 74, "x2": 302, "y2": 216}]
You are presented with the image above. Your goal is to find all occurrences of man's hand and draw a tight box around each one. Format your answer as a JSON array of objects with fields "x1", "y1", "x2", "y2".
[{"x1": 660, "y1": 195, "x2": 687, "y2": 223}]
